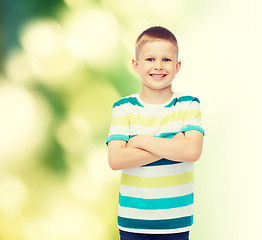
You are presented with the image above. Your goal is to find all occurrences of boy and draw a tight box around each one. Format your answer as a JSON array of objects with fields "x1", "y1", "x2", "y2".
[{"x1": 106, "y1": 26, "x2": 204, "y2": 240}]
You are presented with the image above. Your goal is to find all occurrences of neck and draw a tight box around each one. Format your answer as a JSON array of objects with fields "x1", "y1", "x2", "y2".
[{"x1": 139, "y1": 87, "x2": 174, "y2": 104}]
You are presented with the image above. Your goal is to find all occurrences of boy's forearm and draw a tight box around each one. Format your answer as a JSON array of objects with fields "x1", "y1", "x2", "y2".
[
  {"x1": 129, "y1": 132, "x2": 203, "y2": 162},
  {"x1": 108, "y1": 142, "x2": 161, "y2": 170}
]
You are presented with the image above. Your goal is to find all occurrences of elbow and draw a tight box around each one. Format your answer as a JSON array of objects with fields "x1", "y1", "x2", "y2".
[
  {"x1": 108, "y1": 155, "x2": 122, "y2": 171},
  {"x1": 187, "y1": 147, "x2": 202, "y2": 162},
  {"x1": 188, "y1": 156, "x2": 199, "y2": 163}
]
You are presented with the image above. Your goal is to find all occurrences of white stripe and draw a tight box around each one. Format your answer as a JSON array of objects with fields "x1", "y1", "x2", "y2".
[
  {"x1": 108, "y1": 125, "x2": 129, "y2": 136},
  {"x1": 108, "y1": 121, "x2": 191, "y2": 139},
  {"x1": 127, "y1": 105, "x2": 176, "y2": 117},
  {"x1": 182, "y1": 118, "x2": 203, "y2": 128},
  {"x1": 129, "y1": 121, "x2": 183, "y2": 136},
  {"x1": 116, "y1": 102, "x2": 193, "y2": 117},
  {"x1": 112, "y1": 108, "x2": 126, "y2": 117},
  {"x1": 119, "y1": 183, "x2": 194, "y2": 199},
  {"x1": 118, "y1": 225, "x2": 192, "y2": 234},
  {"x1": 174, "y1": 101, "x2": 196, "y2": 110},
  {"x1": 113, "y1": 103, "x2": 200, "y2": 120},
  {"x1": 123, "y1": 162, "x2": 194, "y2": 177},
  {"x1": 118, "y1": 205, "x2": 193, "y2": 220},
  {"x1": 188, "y1": 100, "x2": 200, "y2": 110}
]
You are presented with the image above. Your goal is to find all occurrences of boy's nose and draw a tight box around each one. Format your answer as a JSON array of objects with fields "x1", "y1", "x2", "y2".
[{"x1": 154, "y1": 61, "x2": 163, "y2": 70}]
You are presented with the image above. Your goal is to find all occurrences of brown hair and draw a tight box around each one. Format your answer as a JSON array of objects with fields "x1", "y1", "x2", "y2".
[{"x1": 135, "y1": 26, "x2": 178, "y2": 59}]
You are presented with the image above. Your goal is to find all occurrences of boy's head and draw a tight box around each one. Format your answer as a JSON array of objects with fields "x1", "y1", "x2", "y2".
[
  {"x1": 135, "y1": 26, "x2": 178, "y2": 60},
  {"x1": 132, "y1": 26, "x2": 181, "y2": 93}
]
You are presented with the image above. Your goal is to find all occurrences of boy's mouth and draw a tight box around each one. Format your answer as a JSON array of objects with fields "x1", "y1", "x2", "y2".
[{"x1": 149, "y1": 74, "x2": 167, "y2": 78}]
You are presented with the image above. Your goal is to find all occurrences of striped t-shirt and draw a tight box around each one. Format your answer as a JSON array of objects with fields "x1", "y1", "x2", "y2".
[{"x1": 106, "y1": 92, "x2": 204, "y2": 234}]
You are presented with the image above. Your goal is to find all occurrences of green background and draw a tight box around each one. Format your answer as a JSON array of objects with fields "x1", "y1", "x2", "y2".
[{"x1": 0, "y1": 0, "x2": 261, "y2": 239}]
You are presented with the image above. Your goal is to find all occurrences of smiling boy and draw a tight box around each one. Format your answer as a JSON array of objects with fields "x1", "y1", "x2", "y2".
[{"x1": 106, "y1": 26, "x2": 204, "y2": 240}]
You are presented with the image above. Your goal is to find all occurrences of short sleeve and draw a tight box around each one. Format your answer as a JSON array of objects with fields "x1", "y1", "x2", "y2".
[
  {"x1": 106, "y1": 103, "x2": 130, "y2": 145},
  {"x1": 180, "y1": 97, "x2": 205, "y2": 135}
]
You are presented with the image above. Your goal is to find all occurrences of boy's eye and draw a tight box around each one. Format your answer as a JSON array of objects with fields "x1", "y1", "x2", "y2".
[
  {"x1": 163, "y1": 58, "x2": 171, "y2": 62},
  {"x1": 146, "y1": 58, "x2": 154, "y2": 62}
]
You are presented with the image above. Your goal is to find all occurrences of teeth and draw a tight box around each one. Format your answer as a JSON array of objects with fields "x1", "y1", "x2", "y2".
[{"x1": 151, "y1": 74, "x2": 166, "y2": 77}]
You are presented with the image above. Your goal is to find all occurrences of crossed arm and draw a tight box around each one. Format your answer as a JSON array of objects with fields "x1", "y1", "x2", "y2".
[{"x1": 107, "y1": 130, "x2": 204, "y2": 170}]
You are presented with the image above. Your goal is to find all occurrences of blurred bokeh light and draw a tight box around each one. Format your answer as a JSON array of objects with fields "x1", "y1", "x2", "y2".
[{"x1": 0, "y1": 0, "x2": 261, "y2": 239}]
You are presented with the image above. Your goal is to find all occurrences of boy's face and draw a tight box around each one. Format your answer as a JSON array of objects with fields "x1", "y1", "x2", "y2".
[{"x1": 132, "y1": 40, "x2": 181, "y2": 92}]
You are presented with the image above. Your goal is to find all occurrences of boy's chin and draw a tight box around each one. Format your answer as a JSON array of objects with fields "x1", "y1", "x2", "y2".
[{"x1": 142, "y1": 84, "x2": 172, "y2": 91}]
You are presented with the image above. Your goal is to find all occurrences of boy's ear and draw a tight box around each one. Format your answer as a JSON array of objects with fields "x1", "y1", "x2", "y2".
[
  {"x1": 132, "y1": 59, "x2": 139, "y2": 73},
  {"x1": 176, "y1": 60, "x2": 181, "y2": 73}
]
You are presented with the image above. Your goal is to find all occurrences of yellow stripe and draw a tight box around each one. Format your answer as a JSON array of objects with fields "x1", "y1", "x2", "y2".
[
  {"x1": 111, "y1": 115, "x2": 130, "y2": 127},
  {"x1": 183, "y1": 110, "x2": 202, "y2": 121},
  {"x1": 111, "y1": 110, "x2": 201, "y2": 127},
  {"x1": 121, "y1": 172, "x2": 193, "y2": 188},
  {"x1": 127, "y1": 111, "x2": 184, "y2": 127}
]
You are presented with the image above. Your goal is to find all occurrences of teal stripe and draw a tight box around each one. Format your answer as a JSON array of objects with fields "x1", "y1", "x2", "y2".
[
  {"x1": 177, "y1": 96, "x2": 200, "y2": 103},
  {"x1": 157, "y1": 132, "x2": 179, "y2": 139},
  {"x1": 118, "y1": 215, "x2": 193, "y2": 230},
  {"x1": 164, "y1": 96, "x2": 200, "y2": 107},
  {"x1": 164, "y1": 98, "x2": 178, "y2": 107},
  {"x1": 129, "y1": 135, "x2": 137, "y2": 138},
  {"x1": 180, "y1": 125, "x2": 205, "y2": 136},
  {"x1": 113, "y1": 95, "x2": 199, "y2": 108},
  {"x1": 143, "y1": 158, "x2": 181, "y2": 167},
  {"x1": 106, "y1": 134, "x2": 129, "y2": 145},
  {"x1": 119, "y1": 193, "x2": 194, "y2": 210},
  {"x1": 113, "y1": 97, "x2": 143, "y2": 108}
]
